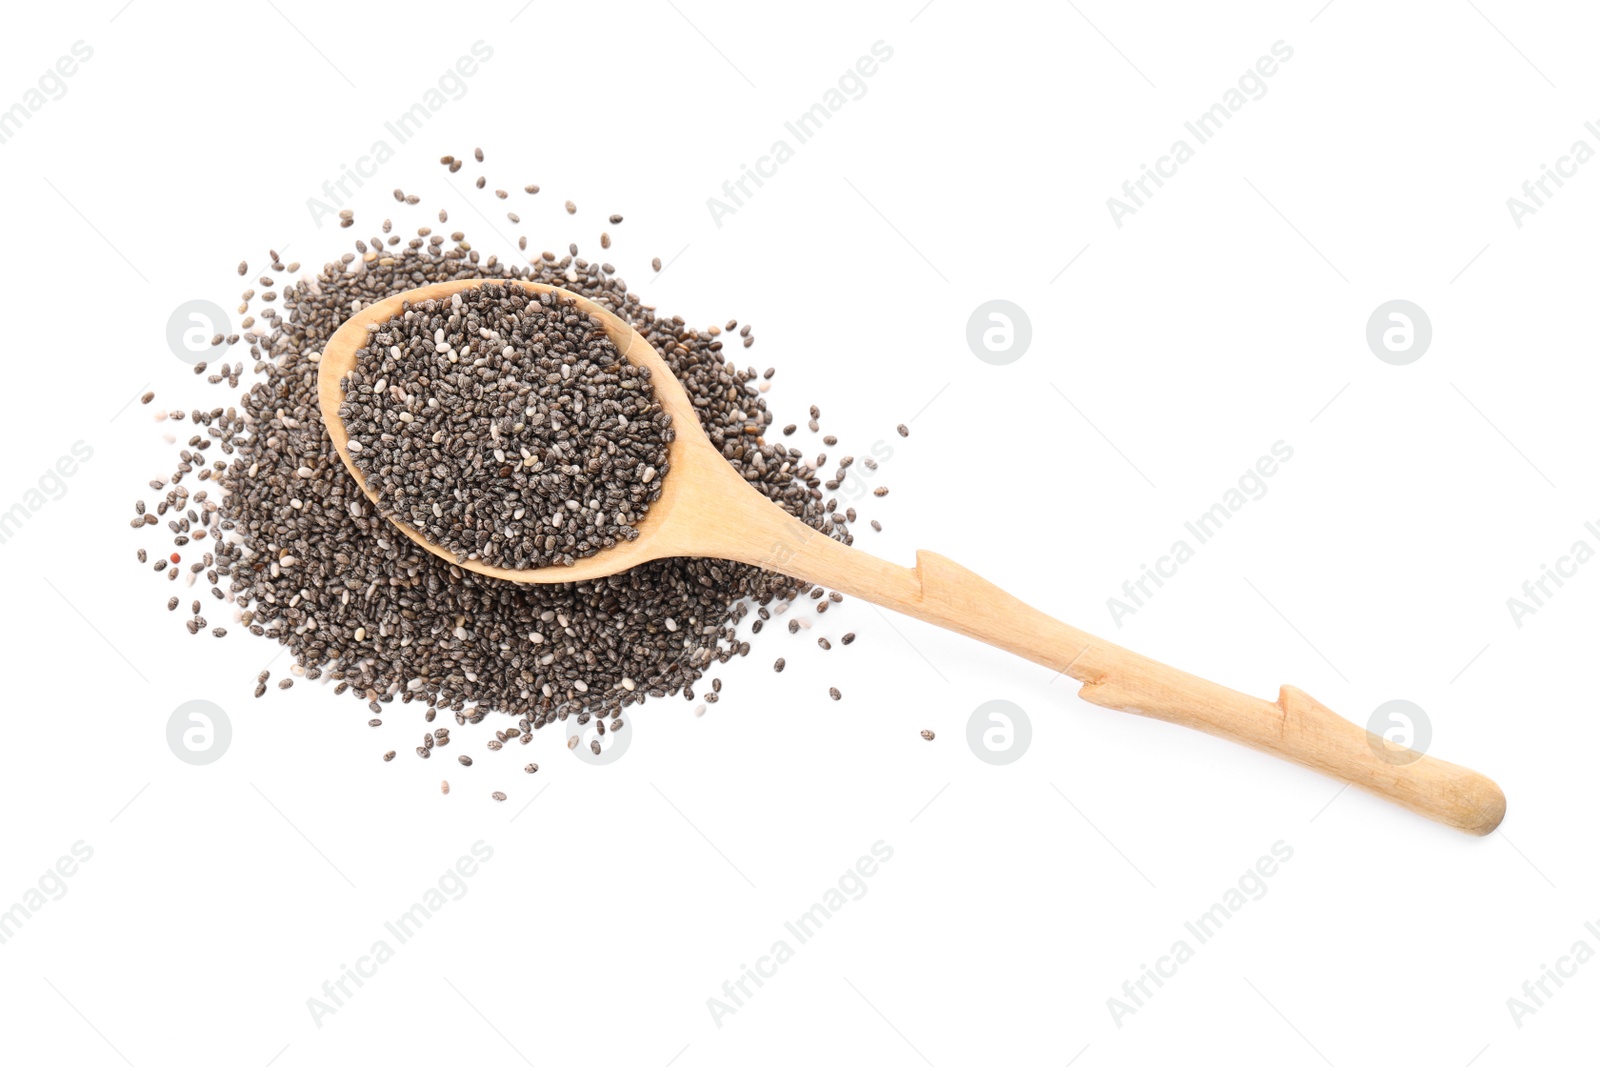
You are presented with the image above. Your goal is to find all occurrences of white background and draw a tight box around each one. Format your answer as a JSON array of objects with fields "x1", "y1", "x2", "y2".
[{"x1": 0, "y1": 1, "x2": 1594, "y2": 1064}]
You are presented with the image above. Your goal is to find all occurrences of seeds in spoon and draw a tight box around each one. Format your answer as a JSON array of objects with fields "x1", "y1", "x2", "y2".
[
  {"x1": 130, "y1": 168, "x2": 878, "y2": 785},
  {"x1": 339, "y1": 283, "x2": 673, "y2": 569}
]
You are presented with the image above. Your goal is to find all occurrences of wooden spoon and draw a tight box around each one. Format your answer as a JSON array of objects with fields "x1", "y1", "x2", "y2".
[{"x1": 318, "y1": 278, "x2": 1506, "y2": 835}]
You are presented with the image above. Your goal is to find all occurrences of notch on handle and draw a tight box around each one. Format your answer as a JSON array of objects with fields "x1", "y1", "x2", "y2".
[
  {"x1": 759, "y1": 532, "x2": 1507, "y2": 835},
  {"x1": 904, "y1": 550, "x2": 1506, "y2": 835}
]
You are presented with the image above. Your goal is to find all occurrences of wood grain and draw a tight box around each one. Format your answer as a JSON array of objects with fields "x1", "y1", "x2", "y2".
[{"x1": 317, "y1": 279, "x2": 1506, "y2": 835}]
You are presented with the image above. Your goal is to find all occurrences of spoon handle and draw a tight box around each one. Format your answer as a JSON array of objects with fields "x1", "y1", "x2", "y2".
[{"x1": 762, "y1": 528, "x2": 1505, "y2": 834}]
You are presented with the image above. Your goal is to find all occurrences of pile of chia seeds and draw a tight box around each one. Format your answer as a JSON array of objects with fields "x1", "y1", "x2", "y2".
[
  {"x1": 131, "y1": 148, "x2": 899, "y2": 797},
  {"x1": 340, "y1": 283, "x2": 672, "y2": 568}
]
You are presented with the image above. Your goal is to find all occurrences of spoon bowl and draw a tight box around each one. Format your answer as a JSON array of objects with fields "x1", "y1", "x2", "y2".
[
  {"x1": 318, "y1": 277, "x2": 777, "y2": 584},
  {"x1": 318, "y1": 278, "x2": 1507, "y2": 836}
]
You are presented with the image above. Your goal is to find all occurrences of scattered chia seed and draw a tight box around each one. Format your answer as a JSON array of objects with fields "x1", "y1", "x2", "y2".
[
  {"x1": 920, "y1": 729, "x2": 935, "y2": 741},
  {"x1": 130, "y1": 151, "x2": 896, "y2": 796}
]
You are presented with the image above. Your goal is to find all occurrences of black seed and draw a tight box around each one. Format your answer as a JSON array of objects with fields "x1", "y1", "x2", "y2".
[
  {"x1": 130, "y1": 173, "x2": 877, "y2": 792},
  {"x1": 340, "y1": 283, "x2": 671, "y2": 570}
]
